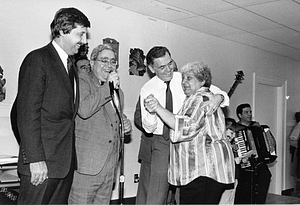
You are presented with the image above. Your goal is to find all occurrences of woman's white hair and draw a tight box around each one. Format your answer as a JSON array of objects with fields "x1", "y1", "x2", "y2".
[{"x1": 180, "y1": 61, "x2": 212, "y2": 87}]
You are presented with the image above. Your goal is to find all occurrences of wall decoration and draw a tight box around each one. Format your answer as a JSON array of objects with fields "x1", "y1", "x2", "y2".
[
  {"x1": 129, "y1": 48, "x2": 146, "y2": 76},
  {"x1": 103, "y1": 38, "x2": 119, "y2": 69},
  {"x1": 0, "y1": 65, "x2": 6, "y2": 102}
]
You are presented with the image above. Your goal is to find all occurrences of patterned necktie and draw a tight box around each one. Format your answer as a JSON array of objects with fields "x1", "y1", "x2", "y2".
[
  {"x1": 162, "y1": 81, "x2": 173, "y2": 140},
  {"x1": 67, "y1": 56, "x2": 75, "y2": 98}
]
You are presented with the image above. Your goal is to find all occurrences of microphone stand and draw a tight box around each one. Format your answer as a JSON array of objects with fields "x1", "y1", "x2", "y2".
[
  {"x1": 119, "y1": 118, "x2": 125, "y2": 205},
  {"x1": 109, "y1": 82, "x2": 125, "y2": 205}
]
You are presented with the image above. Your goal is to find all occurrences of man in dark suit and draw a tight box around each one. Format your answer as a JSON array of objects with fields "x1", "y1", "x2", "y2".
[{"x1": 16, "y1": 7, "x2": 90, "y2": 204}]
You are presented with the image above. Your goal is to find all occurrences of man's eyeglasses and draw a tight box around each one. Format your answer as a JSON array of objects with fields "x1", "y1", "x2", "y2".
[{"x1": 96, "y1": 58, "x2": 118, "y2": 67}]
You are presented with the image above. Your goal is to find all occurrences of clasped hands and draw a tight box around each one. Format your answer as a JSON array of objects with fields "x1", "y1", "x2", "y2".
[{"x1": 144, "y1": 94, "x2": 161, "y2": 114}]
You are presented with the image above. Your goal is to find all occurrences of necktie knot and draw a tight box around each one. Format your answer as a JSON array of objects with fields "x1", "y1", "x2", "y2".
[{"x1": 165, "y1": 81, "x2": 170, "y2": 87}]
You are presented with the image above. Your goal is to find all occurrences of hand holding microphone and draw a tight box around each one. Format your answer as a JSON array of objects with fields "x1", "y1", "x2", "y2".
[
  {"x1": 108, "y1": 71, "x2": 120, "y2": 90},
  {"x1": 122, "y1": 114, "x2": 132, "y2": 135}
]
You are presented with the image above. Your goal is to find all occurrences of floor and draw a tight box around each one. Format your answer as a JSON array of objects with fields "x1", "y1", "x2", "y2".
[
  {"x1": 2, "y1": 190, "x2": 300, "y2": 204},
  {"x1": 110, "y1": 193, "x2": 300, "y2": 204},
  {"x1": 266, "y1": 193, "x2": 300, "y2": 204}
]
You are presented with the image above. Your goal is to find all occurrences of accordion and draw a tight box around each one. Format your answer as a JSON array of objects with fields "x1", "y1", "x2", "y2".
[{"x1": 233, "y1": 125, "x2": 277, "y2": 168}]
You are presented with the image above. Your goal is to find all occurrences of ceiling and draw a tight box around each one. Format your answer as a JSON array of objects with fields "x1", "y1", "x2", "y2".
[{"x1": 98, "y1": 0, "x2": 300, "y2": 62}]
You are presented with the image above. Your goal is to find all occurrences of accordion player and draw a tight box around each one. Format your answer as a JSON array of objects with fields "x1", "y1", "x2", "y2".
[{"x1": 233, "y1": 125, "x2": 277, "y2": 168}]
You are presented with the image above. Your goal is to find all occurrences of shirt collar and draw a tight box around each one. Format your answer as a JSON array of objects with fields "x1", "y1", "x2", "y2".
[
  {"x1": 154, "y1": 76, "x2": 171, "y2": 87},
  {"x1": 52, "y1": 40, "x2": 68, "y2": 69}
]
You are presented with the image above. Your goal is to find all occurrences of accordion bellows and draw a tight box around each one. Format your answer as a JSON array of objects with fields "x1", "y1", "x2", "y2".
[{"x1": 234, "y1": 125, "x2": 277, "y2": 168}]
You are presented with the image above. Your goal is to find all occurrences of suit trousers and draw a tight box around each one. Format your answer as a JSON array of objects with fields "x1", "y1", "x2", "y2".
[
  {"x1": 234, "y1": 163, "x2": 271, "y2": 204},
  {"x1": 68, "y1": 143, "x2": 118, "y2": 205},
  {"x1": 135, "y1": 135, "x2": 170, "y2": 204},
  {"x1": 17, "y1": 166, "x2": 74, "y2": 204}
]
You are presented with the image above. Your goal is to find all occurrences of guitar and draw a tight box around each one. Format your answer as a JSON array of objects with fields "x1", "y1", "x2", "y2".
[{"x1": 228, "y1": 71, "x2": 244, "y2": 98}]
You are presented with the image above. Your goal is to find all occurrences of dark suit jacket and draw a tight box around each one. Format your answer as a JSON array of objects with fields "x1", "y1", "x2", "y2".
[
  {"x1": 134, "y1": 96, "x2": 153, "y2": 163},
  {"x1": 75, "y1": 71, "x2": 124, "y2": 175},
  {"x1": 16, "y1": 42, "x2": 79, "y2": 178}
]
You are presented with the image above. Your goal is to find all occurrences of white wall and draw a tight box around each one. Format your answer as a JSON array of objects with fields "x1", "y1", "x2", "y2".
[{"x1": 1, "y1": 0, "x2": 300, "y2": 199}]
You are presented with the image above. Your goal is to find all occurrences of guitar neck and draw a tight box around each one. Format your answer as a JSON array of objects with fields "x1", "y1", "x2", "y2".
[
  {"x1": 227, "y1": 71, "x2": 244, "y2": 98},
  {"x1": 228, "y1": 81, "x2": 240, "y2": 98}
]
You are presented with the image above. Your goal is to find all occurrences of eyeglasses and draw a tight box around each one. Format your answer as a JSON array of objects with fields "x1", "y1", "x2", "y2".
[{"x1": 96, "y1": 58, "x2": 118, "y2": 67}]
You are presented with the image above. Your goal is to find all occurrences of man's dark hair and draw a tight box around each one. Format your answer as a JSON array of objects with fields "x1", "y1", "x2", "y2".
[
  {"x1": 75, "y1": 55, "x2": 89, "y2": 65},
  {"x1": 236, "y1": 103, "x2": 251, "y2": 119},
  {"x1": 225, "y1": 117, "x2": 237, "y2": 130},
  {"x1": 50, "y1": 7, "x2": 91, "y2": 39},
  {"x1": 146, "y1": 46, "x2": 171, "y2": 66}
]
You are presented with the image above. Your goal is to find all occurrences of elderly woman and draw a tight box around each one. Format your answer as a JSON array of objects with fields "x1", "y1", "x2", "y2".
[{"x1": 144, "y1": 61, "x2": 235, "y2": 204}]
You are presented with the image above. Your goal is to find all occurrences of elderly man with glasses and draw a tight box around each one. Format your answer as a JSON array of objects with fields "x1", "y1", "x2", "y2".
[{"x1": 68, "y1": 44, "x2": 132, "y2": 204}]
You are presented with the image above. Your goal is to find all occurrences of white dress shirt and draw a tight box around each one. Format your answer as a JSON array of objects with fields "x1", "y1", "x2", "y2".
[{"x1": 52, "y1": 40, "x2": 76, "y2": 98}]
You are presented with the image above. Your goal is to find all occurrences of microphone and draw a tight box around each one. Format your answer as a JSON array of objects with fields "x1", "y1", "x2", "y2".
[
  {"x1": 109, "y1": 80, "x2": 121, "y2": 115},
  {"x1": 108, "y1": 71, "x2": 120, "y2": 97},
  {"x1": 109, "y1": 81, "x2": 120, "y2": 96},
  {"x1": 109, "y1": 81, "x2": 114, "y2": 96}
]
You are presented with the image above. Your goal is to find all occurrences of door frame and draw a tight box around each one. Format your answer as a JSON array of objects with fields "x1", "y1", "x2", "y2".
[{"x1": 253, "y1": 73, "x2": 287, "y2": 194}]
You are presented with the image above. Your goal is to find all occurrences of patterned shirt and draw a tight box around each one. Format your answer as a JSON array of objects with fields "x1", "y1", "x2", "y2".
[{"x1": 168, "y1": 87, "x2": 235, "y2": 186}]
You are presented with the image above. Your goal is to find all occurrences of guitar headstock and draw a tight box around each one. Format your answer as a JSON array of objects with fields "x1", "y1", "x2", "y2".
[
  {"x1": 228, "y1": 70, "x2": 245, "y2": 98},
  {"x1": 235, "y1": 70, "x2": 244, "y2": 83}
]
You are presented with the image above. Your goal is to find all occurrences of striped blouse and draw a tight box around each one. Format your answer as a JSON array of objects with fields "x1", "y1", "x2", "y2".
[{"x1": 168, "y1": 87, "x2": 235, "y2": 186}]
